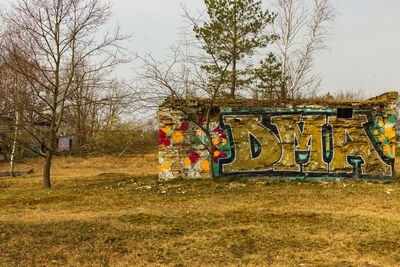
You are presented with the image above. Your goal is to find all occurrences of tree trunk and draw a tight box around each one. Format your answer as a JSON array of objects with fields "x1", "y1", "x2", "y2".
[
  {"x1": 43, "y1": 122, "x2": 56, "y2": 188},
  {"x1": 230, "y1": 0, "x2": 237, "y2": 98},
  {"x1": 208, "y1": 143, "x2": 216, "y2": 180},
  {"x1": 9, "y1": 111, "x2": 19, "y2": 177},
  {"x1": 280, "y1": 0, "x2": 291, "y2": 100},
  {"x1": 43, "y1": 151, "x2": 52, "y2": 188},
  {"x1": 9, "y1": 141, "x2": 17, "y2": 177},
  {"x1": 231, "y1": 55, "x2": 236, "y2": 98}
]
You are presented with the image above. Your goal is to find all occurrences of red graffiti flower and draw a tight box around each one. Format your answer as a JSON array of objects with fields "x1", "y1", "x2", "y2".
[
  {"x1": 213, "y1": 152, "x2": 227, "y2": 163},
  {"x1": 189, "y1": 152, "x2": 200, "y2": 163},
  {"x1": 181, "y1": 122, "x2": 189, "y2": 131},
  {"x1": 212, "y1": 146, "x2": 218, "y2": 152},
  {"x1": 213, "y1": 125, "x2": 228, "y2": 140},
  {"x1": 214, "y1": 125, "x2": 223, "y2": 135},
  {"x1": 163, "y1": 138, "x2": 171, "y2": 146},
  {"x1": 198, "y1": 117, "x2": 206, "y2": 125},
  {"x1": 159, "y1": 129, "x2": 166, "y2": 139},
  {"x1": 159, "y1": 129, "x2": 171, "y2": 146}
]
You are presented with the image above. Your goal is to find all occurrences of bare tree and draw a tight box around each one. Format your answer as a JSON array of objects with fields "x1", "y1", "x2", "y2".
[
  {"x1": 138, "y1": 46, "x2": 230, "y2": 180},
  {"x1": 274, "y1": 0, "x2": 335, "y2": 99},
  {"x1": 0, "y1": 62, "x2": 15, "y2": 162},
  {"x1": 0, "y1": 0, "x2": 128, "y2": 188},
  {"x1": 62, "y1": 61, "x2": 132, "y2": 155},
  {"x1": 0, "y1": 54, "x2": 38, "y2": 174}
]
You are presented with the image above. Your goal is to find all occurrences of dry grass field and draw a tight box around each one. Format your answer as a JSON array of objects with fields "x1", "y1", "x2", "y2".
[
  {"x1": 0, "y1": 154, "x2": 158, "y2": 179},
  {"x1": 0, "y1": 155, "x2": 399, "y2": 266}
]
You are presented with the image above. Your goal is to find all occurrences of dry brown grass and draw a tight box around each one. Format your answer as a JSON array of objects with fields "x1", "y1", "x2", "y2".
[
  {"x1": 0, "y1": 155, "x2": 400, "y2": 266},
  {"x1": 0, "y1": 154, "x2": 158, "y2": 178}
]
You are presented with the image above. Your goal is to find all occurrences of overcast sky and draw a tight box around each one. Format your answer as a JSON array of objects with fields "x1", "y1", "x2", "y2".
[
  {"x1": 115, "y1": 0, "x2": 399, "y2": 98},
  {"x1": 1, "y1": 0, "x2": 398, "y2": 98}
]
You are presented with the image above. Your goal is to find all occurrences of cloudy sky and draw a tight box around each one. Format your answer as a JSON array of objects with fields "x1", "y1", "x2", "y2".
[
  {"x1": 115, "y1": 0, "x2": 399, "y2": 98},
  {"x1": 1, "y1": 0, "x2": 398, "y2": 98}
]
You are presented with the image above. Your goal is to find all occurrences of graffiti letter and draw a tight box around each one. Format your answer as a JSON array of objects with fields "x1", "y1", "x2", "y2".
[
  {"x1": 271, "y1": 115, "x2": 327, "y2": 172},
  {"x1": 222, "y1": 116, "x2": 281, "y2": 173},
  {"x1": 329, "y1": 115, "x2": 392, "y2": 176}
]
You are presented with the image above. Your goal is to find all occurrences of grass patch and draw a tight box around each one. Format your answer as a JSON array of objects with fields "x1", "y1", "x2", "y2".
[{"x1": 0, "y1": 155, "x2": 400, "y2": 265}]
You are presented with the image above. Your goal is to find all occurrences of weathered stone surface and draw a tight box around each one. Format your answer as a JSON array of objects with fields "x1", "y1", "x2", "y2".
[{"x1": 159, "y1": 92, "x2": 397, "y2": 181}]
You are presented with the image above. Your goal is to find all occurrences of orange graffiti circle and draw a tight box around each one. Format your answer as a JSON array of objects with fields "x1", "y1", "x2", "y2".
[
  {"x1": 158, "y1": 165, "x2": 163, "y2": 173},
  {"x1": 379, "y1": 135, "x2": 385, "y2": 142},
  {"x1": 184, "y1": 157, "x2": 191, "y2": 166},
  {"x1": 214, "y1": 150, "x2": 220, "y2": 157},
  {"x1": 385, "y1": 126, "x2": 396, "y2": 139},
  {"x1": 221, "y1": 138, "x2": 227, "y2": 146},
  {"x1": 212, "y1": 136, "x2": 220, "y2": 145},
  {"x1": 161, "y1": 125, "x2": 171, "y2": 133},
  {"x1": 382, "y1": 144, "x2": 391, "y2": 155},
  {"x1": 201, "y1": 160, "x2": 210, "y2": 171},
  {"x1": 196, "y1": 129, "x2": 203, "y2": 136},
  {"x1": 172, "y1": 131, "x2": 184, "y2": 143},
  {"x1": 163, "y1": 162, "x2": 171, "y2": 170},
  {"x1": 378, "y1": 120, "x2": 384, "y2": 126},
  {"x1": 373, "y1": 130, "x2": 379, "y2": 136}
]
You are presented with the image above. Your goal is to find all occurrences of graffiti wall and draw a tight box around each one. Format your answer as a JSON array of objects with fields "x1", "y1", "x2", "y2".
[{"x1": 159, "y1": 92, "x2": 397, "y2": 181}]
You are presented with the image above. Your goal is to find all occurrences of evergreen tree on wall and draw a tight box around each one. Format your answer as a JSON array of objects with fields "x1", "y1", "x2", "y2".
[{"x1": 193, "y1": 0, "x2": 279, "y2": 98}]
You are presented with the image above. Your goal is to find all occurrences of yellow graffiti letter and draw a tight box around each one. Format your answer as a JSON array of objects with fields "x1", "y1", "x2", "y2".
[
  {"x1": 329, "y1": 115, "x2": 392, "y2": 176},
  {"x1": 223, "y1": 116, "x2": 281, "y2": 173}
]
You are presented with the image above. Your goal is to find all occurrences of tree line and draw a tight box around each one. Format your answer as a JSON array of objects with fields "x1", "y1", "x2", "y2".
[{"x1": 0, "y1": 0, "x2": 336, "y2": 186}]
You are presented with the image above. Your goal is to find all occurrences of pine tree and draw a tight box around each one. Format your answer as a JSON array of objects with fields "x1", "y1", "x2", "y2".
[{"x1": 193, "y1": 0, "x2": 278, "y2": 98}]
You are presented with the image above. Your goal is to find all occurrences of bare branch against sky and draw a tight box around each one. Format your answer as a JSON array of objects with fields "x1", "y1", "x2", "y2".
[
  {"x1": 1, "y1": 0, "x2": 398, "y2": 96},
  {"x1": 124, "y1": 0, "x2": 400, "y2": 97}
]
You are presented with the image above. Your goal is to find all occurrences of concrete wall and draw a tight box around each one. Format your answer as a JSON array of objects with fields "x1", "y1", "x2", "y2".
[{"x1": 159, "y1": 92, "x2": 397, "y2": 181}]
